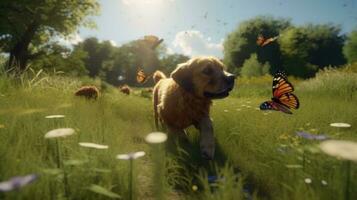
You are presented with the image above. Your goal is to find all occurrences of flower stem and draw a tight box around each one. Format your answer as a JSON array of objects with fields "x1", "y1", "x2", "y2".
[
  {"x1": 129, "y1": 159, "x2": 133, "y2": 200},
  {"x1": 153, "y1": 144, "x2": 165, "y2": 200},
  {"x1": 55, "y1": 139, "x2": 70, "y2": 198},
  {"x1": 302, "y1": 150, "x2": 305, "y2": 171},
  {"x1": 63, "y1": 146, "x2": 70, "y2": 198},
  {"x1": 55, "y1": 139, "x2": 61, "y2": 169},
  {"x1": 344, "y1": 161, "x2": 351, "y2": 200}
]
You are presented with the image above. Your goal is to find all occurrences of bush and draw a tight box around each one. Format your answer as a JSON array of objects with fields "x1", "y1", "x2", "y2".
[
  {"x1": 240, "y1": 54, "x2": 270, "y2": 77},
  {"x1": 343, "y1": 30, "x2": 357, "y2": 63},
  {"x1": 223, "y1": 16, "x2": 291, "y2": 72},
  {"x1": 298, "y1": 67, "x2": 357, "y2": 99}
]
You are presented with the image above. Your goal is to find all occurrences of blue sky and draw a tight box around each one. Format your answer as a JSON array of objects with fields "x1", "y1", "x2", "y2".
[{"x1": 74, "y1": 0, "x2": 357, "y2": 58}]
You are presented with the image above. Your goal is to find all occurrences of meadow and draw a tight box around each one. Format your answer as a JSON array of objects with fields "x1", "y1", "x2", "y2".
[{"x1": 0, "y1": 66, "x2": 356, "y2": 200}]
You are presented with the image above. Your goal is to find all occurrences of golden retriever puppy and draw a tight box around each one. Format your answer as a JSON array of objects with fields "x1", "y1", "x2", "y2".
[{"x1": 153, "y1": 56, "x2": 235, "y2": 159}]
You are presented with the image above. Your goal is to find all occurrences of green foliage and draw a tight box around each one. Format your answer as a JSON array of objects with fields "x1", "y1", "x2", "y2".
[
  {"x1": 118, "y1": 38, "x2": 161, "y2": 86},
  {"x1": 31, "y1": 44, "x2": 88, "y2": 76},
  {"x1": 0, "y1": 54, "x2": 6, "y2": 69},
  {"x1": 0, "y1": 74, "x2": 154, "y2": 200},
  {"x1": 75, "y1": 38, "x2": 115, "y2": 77},
  {"x1": 197, "y1": 165, "x2": 247, "y2": 200},
  {"x1": 212, "y1": 73, "x2": 357, "y2": 200},
  {"x1": 240, "y1": 54, "x2": 270, "y2": 77},
  {"x1": 223, "y1": 16, "x2": 291, "y2": 72},
  {"x1": 76, "y1": 37, "x2": 166, "y2": 86},
  {"x1": 159, "y1": 54, "x2": 190, "y2": 74},
  {"x1": 0, "y1": 0, "x2": 99, "y2": 70},
  {"x1": 343, "y1": 29, "x2": 357, "y2": 63},
  {"x1": 279, "y1": 24, "x2": 346, "y2": 77},
  {"x1": 100, "y1": 44, "x2": 138, "y2": 86},
  {"x1": 299, "y1": 67, "x2": 357, "y2": 99},
  {"x1": 0, "y1": 69, "x2": 357, "y2": 199},
  {"x1": 341, "y1": 62, "x2": 357, "y2": 73},
  {"x1": 224, "y1": 17, "x2": 347, "y2": 78},
  {"x1": 88, "y1": 185, "x2": 121, "y2": 199}
]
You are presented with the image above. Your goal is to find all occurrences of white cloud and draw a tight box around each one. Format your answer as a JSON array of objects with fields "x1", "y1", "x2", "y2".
[
  {"x1": 57, "y1": 33, "x2": 83, "y2": 46},
  {"x1": 172, "y1": 30, "x2": 223, "y2": 58}
]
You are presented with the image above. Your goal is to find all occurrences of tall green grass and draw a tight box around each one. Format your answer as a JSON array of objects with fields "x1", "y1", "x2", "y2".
[{"x1": 0, "y1": 67, "x2": 356, "y2": 200}]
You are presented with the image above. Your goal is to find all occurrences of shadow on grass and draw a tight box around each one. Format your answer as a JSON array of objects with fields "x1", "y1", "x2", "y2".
[
  {"x1": 165, "y1": 131, "x2": 229, "y2": 187},
  {"x1": 164, "y1": 131, "x2": 266, "y2": 199}
]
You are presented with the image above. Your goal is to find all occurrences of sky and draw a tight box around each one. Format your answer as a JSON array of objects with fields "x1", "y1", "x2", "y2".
[{"x1": 69, "y1": 0, "x2": 357, "y2": 58}]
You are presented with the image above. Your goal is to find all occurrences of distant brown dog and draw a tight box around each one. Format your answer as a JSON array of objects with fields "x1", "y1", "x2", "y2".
[
  {"x1": 75, "y1": 86, "x2": 99, "y2": 100},
  {"x1": 120, "y1": 85, "x2": 131, "y2": 95},
  {"x1": 153, "y1": 56, "x2": 235, "y2": 159}
]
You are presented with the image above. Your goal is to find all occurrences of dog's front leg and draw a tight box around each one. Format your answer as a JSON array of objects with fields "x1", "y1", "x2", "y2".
[{"x1": 198, "y1": 116, "x2": 215, "y2": 160}]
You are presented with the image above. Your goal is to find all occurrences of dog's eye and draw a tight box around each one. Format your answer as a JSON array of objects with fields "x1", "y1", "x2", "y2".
[{"x1": 202, "y1": 66, "x2": 213, "y2": 75}]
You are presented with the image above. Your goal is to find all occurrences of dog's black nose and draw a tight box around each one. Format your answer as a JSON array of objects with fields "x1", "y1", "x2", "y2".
[{"x1": 226, "y1": 74, "x2": 236, "y2": 84}]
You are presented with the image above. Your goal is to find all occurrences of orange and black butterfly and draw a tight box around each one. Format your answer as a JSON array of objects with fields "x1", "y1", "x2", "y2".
[
  {"x1": 256, "y1": 34, "x2": 279, "y2": 47},
  {"x1": 136, "y1": 69, "x2": 153, "y2": 84},
  {"x1": 260, "y1": 71, "x2": 300, "y2": 114}
]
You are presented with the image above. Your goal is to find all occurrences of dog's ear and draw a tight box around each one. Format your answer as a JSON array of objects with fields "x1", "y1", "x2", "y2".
[{"x1": 170, "y1": 63, "x2": 194, "y2": 93}]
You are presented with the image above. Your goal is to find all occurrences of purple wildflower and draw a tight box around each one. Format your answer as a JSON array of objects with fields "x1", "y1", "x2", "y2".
[
  {"x1": 295, "y1": 131, "x2": 329, "y2": 140},
  {"x1": 0, "y1": 174, "x2": 38, "y2": 192},
  {"x1": 208, "y1": 175, "x2": 225, "y2": 183}
]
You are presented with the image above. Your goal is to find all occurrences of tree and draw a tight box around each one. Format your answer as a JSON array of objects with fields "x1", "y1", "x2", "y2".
[
  {"x1": 0, "y1": 0, "x2": 99, "y2": 72},
  {"x1": 280, "y1": 24, "x2": 346, "y2": 77},
  {"x1": 240, "y1": 54, "x2": 270, "y2": 77},
  {"x1": 223, "y1": 16, "x2": 291, "y2": 72},
  {"x1": 159, "y1": 54, "x2": 190, "y2": 74},
  {"x1": 100, "y1": 45, "x2": 135, "y2": 86},
  {"x1": 107, "y1": 37, "x2": 162, "y2": 86},
  {"x1": 94, "y1": 37, "x2": 164, "y2": 86},
  {"x1": 75, "y1": 38, "x2": 116, "y2": 77},
  {"x1": 343, "y1": 29, "x2": 357, "y2": 63},
  {"x1": 31, "y1": 43, "x2": 88, "y2": 76}
]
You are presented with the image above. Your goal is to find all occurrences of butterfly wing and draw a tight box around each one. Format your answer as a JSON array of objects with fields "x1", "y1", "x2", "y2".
[
  {"x1": 272, "y1": 73, "x2": 294, "y2": 98},
  {"x1": 136, "y1": 69, "x2": 147, "y2": 83},
  {"x1": 261, "y1": 38, "x2": 273, "y2": 46},
  {"x1": 260, "y1": 100, "x2": 292, "y2": 114},
  {"x1": 263, "y1": 71, "x2": 299, "y2": 114},
  {"x1": 258, "y1": 35, "x2": 279, "y2": 47},
  {"x1": 276, "y1": 93, "x2": 300, "y2": 109},
  {"x1": 261, "y1": 71, "x2": 299, "y2": 114},
  {"x1": 256, "y1": 35, "x2": 265, "y2": 46},
  {"x1": 273, "y1": 101, "x2": 293, "y2": 114},
  {"x1": 274, "y1": 70, "x2": 288, "y2": 79},
  {"x1": 260, "y1": 101, "x2": 275, "y2": 110}
]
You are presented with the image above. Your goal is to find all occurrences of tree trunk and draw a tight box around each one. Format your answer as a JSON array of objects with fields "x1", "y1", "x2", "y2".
[{"x1": 7, "y1": 21, "x2": 38, "y2": 73}]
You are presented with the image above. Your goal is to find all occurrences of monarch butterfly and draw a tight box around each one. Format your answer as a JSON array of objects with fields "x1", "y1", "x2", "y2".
[
  {"x1": 256, "y1": 34, "x2": 279, "y2": 47},
  {"x1": 136, "y1": 69, "x2": 153, "y2": 84},
  {"x1": 260, "y1": 71, "x2": 300, "y2": 114}
]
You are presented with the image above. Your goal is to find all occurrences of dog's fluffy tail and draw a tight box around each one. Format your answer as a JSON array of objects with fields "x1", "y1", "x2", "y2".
[{"x1": 153, "y1": 70, "x2": 166, "y2": 84}]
